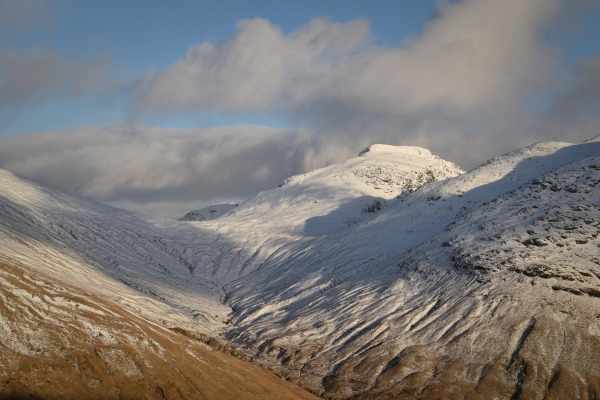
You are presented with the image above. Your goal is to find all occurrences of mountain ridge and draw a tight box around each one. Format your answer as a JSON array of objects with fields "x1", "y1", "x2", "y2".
[{"x1": 1, "y1": 139, "x2": 599, "y2": 398}]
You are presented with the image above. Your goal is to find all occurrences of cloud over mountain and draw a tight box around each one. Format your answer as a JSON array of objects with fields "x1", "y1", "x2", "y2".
[
  {"x1": 1, "y1": 0, "x2": 599, "y2": 217},
  {"x1": 133, "y1": 0, "x2": 559, "y2": 119},
  {"x1": 0, "y1": 123, "x2": 354, "y2": 218}
]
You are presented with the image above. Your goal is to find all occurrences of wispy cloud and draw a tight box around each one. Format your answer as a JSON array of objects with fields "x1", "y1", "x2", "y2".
[
  {"x1": 0, "y1": 46, "x2": 125, "y2": 132},
  {"x1": 0, "y1": 0, "x2": 49, "y2": 31},
  {"x1": 0, "y1": 47, "x2": 119, "y2": 108}
]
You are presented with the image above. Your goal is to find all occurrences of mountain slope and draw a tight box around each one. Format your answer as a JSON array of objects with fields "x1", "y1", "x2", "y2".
[
  {"x1": 1, "y1": 140, "x2": 600, "y2": 399},
  {"x1": 218, "y1": 140, "x2": 600, "y2": 398},
  {"x1": 0, "y1": 168, "x2": 230, "y2": 335},
  {"x1": 179, "y1": 203, "x2": 238, "y2": 221},
  {"x1": 0, "y1": 258, "x2": 319, "y2": 400}
]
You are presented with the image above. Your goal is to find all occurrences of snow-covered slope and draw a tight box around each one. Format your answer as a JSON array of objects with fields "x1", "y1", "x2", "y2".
[
  {"x1": 1, "y1": 140, "x2": 600, "y2": 399},
  {"x1": 190, "y1": 145, "x2": 463, "y2": 283},
  {"x1": 179, "y1": 203, "x2": 238, "y2": 221},
  {"x1": 0, "y1": 168, "x2": 230, "y2": 335},
  {"x1": 217, "y1": 144, "x2": 463, "y2": 238},
  {"x1": 219, "y1": 140, "x2": 600, "y2": 398}
]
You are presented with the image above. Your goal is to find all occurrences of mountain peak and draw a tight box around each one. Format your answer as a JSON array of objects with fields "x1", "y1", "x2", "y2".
[{"x1": 358, "y1": 144, "x2": 432, "y2": 158}]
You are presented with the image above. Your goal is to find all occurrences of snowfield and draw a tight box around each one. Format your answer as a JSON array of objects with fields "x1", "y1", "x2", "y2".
[{"x1": 1, "y1": 139, "x2": 600, "y2": 398}]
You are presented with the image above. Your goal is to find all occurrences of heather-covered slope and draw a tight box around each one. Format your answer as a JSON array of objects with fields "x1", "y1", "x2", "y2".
[{"x1": 0, "y1": 259, "x2": 319, "y2": 400}]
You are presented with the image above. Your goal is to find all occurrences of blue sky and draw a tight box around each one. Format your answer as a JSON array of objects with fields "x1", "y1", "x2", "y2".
[
  {"x1": 1, "y1": 0, "x2": 600, "y2": 218},
  {"x1": 3, "y1": 0, "x2": 598, "y2": 136},
  {"x1": 3, "y1": 0, "x2": 447, "y2": 135}
]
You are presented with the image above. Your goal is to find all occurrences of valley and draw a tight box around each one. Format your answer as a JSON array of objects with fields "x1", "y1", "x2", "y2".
[{"x1": 1, "y1": 139, "x2": 600, "y2": 399}]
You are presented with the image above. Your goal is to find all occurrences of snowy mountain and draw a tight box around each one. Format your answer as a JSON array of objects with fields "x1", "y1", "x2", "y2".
[
  {"x1": 1, "y1": 140, "x2": 599, "y2": 399},
  {"x1": 179, "y1": 203, "x2": 238, "y2": 221},
  {"x1": 0, "y1": 169, "x2": 318, "y2": 399},
  {"x1": 218, "y1": 144, "x2": 463, "y2": 238}
]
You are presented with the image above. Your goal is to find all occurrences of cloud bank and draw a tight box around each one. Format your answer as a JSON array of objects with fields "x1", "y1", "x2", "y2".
[
  {"x1": 1, "y1": 0, "x2": 599, "y2": 218},
  {"x1": 131, "y1": 0, "x2": 591, "y2": 168},
  {"x1": 0, "y1": 123, "x2": 353, "y2": 218},
  {"x1": 135, "y1": 1, "x2": 557, "y2": 118}
]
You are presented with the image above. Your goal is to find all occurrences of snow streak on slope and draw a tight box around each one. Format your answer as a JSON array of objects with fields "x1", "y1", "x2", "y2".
[
  {"x1": 0, "y1": 260, "x2": 319, "y2": 400},
  {"x1": 223, "y1": 141, "x2": 589, "y2": 328},
  {"x1": 0, "y1": 168, "x2": 230, "y2": 335},
  {"x1": 218, "y1": 140, "x2": 600, "y2": 398}
]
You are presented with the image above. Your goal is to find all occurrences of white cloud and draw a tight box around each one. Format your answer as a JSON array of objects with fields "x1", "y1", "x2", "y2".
[
  {"x1": 0, "y1": 123, "x2": 357, "y2": 218},
  {"x1": 134, "y1": 0, "x2": 560, "y2": 119},
  {"x1": 305, "y1": 0, "x2": 559, "y2": 115},
  {"x1": 2, "y1": 0, "x2": 599, "y2": 218},
  {"x1": 133, "y1": 17, "x2": 370, "y2": 115}
]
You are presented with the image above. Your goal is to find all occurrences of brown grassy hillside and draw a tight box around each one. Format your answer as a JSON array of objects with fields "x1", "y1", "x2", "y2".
[{"x1": 0, "y1": 260, "x2": 319, "y2": 400}]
